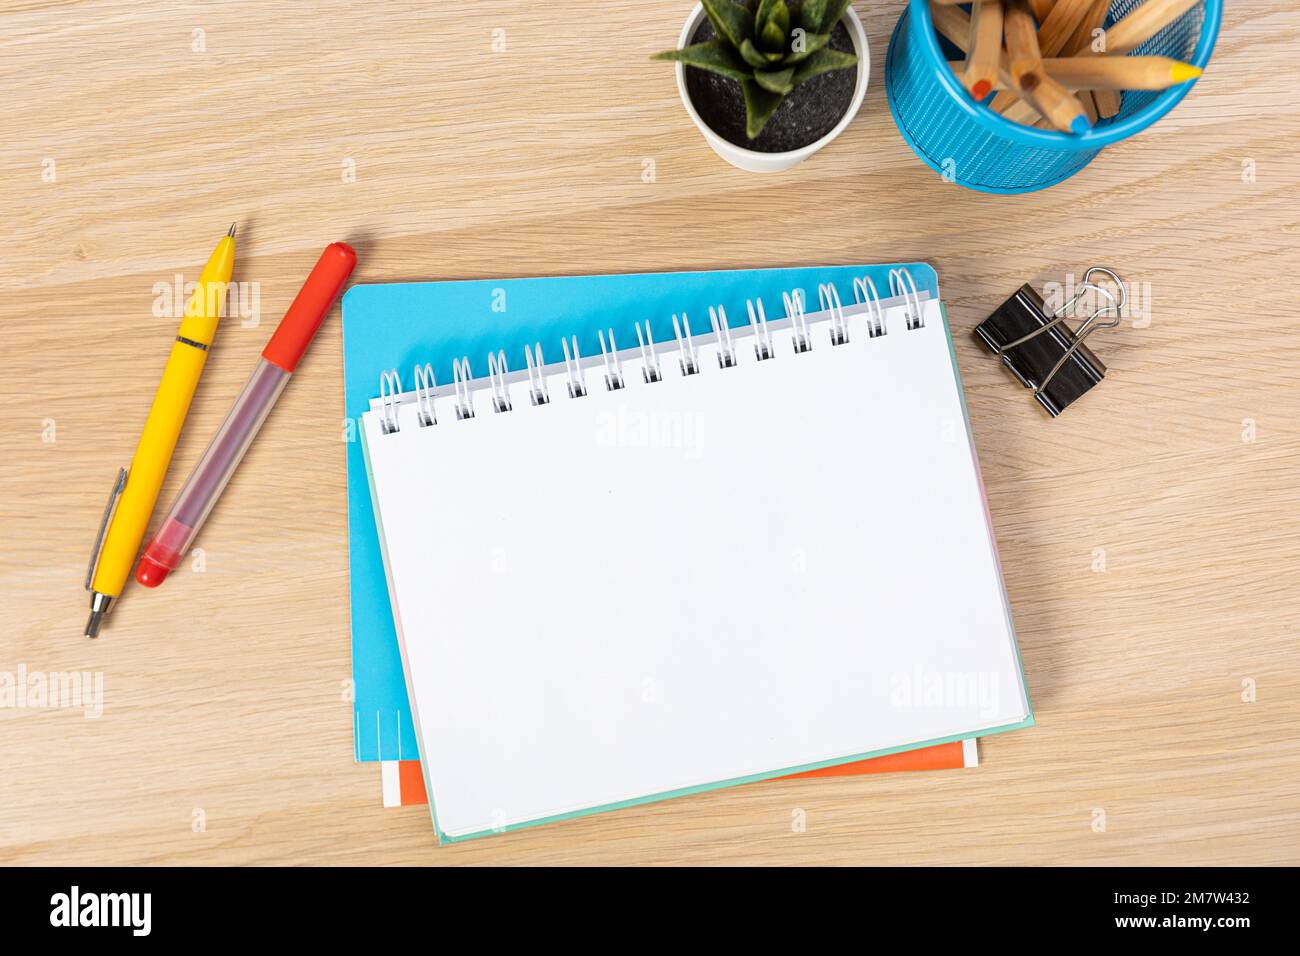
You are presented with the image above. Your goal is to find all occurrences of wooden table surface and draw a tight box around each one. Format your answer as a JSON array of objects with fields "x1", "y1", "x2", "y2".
[{"x1": 2, "y1": 0, "x2": 1298, "y2": 866}]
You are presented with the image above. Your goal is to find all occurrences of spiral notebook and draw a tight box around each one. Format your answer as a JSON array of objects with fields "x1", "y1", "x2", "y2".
[{"x1": 351, "y1": 263, "x2": 1032, "y2": 841}]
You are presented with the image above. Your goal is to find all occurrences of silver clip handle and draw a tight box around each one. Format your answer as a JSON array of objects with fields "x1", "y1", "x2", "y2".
[
  {"x1": 995, "y1": 267, "x2": 1126, "y2": 395},
  {"x1": 84, "y1": 467, "x2": 127, "y2": 590}
]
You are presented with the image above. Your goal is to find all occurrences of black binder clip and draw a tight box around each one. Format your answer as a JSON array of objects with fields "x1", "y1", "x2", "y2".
[{"x1": 974, "y1": 267, "x2": 1125, "y2": 417}]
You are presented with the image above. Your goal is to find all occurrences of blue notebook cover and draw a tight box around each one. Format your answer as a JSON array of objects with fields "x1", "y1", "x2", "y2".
[{"x1": 344, "y1": 262, "x2": 939, "y2": 762}]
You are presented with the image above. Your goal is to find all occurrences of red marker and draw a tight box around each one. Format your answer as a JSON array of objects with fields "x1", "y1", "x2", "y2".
[{"x1": 137, "y1": 242, "x2": 357, "y2": 587}]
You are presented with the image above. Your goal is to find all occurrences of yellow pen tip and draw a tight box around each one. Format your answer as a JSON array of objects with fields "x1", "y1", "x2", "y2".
[
  {"x1": 1170, "y1": 63, "x2": 1202, "y2": 83},
  {"x1": 228, "y1": 222, "x2": 237, "y2": 238}
]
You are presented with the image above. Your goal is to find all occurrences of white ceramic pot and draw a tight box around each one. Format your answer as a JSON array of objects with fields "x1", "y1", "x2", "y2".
[{"x1": 672, "y1": 2, "x2": 870, "y2": 173}]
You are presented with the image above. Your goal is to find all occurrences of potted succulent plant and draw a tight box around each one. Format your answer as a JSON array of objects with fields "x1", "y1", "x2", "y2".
[{"x1": 654, "y1": 0, "x2": 869, "y2": 172}]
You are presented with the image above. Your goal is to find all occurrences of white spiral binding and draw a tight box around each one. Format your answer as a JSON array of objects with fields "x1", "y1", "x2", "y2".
[
  {"x1": 379, "y1": 368, "x2": 402, "y2": 433},
  {"x1": 598, "y1": 328, "x2": 624, "y2": 391},
  {"x1": 487, "y1": 350, "x2": 512, "y2": 413},
  {"x1": 452, "y1": 356, "x2": 475, "y2": 419},
  {"x1": 709, "y1": 305, "x2": 736, "y2": 368},
  {"x1": 561, "y1": 335, "x2": 586, "y2": 398},
  {"x1": 783, "y1": 289, "x2": 810, "y2": 353},
  {"x1": 635, "y1": 320, "x2": 662, "y2": 384},
  {"x1": 890, "y1": 268, "x2": 924, "y2": 330},
  {"x1": 375, "y1": 270, "x2": 929, "y2": 435},
  {"x1": 524, "y1": 343, "x2": 550, "y2": 405},
  {"x1": 819, "y1": 282, "x2": 848, "y2": 346},
  {"x1": 747, "y1": 298, "x2": 774, "y2": 361},
  {"x1": 853, "y1": 276, "x2": 887, "y2": 338},
  {"x1": 413, "y1": 363, "x2": 437, "y2": 427},
  {"x1": 672, "y1": 313, "x2": 698, "y2": 375}
]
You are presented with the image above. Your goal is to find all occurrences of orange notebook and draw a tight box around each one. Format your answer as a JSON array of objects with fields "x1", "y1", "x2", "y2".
[{"x1": 380, "y1": 739, "x2": 978, "y2": 807}]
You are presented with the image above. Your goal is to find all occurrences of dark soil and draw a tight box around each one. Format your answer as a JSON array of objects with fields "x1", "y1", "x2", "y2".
[{"x1": 684, "y1": 18, "x2": 857, "y2": 153}]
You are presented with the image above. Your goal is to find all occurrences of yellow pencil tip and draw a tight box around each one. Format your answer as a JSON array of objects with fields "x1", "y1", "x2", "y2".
[{"x1": 1170, "y1": 63, "x2": 1202, "y2": 83}]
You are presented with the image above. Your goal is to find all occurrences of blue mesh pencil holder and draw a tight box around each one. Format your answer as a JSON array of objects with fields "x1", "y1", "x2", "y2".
[{"x1": 886, "y1": 0, "x2": 1222, "y2": 193}]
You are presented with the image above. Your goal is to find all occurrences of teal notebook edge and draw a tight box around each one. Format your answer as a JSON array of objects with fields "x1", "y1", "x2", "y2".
[{"x1": 342, "y1": 262, "x2": 1029, "y2": 771}]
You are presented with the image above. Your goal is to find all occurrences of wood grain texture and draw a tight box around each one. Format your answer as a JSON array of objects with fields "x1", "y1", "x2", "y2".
[{"x1": 2, "y1": 0, "x2": 1298, "y2": 866}]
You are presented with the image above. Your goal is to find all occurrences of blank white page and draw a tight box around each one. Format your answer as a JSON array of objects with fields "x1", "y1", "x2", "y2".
[{"x1": 362, "y1": 298, "x2": 1029, "y2": 839}]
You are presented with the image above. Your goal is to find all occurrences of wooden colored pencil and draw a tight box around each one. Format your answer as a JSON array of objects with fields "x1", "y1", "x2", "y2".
[
  {"x1": 1066, "y1": 0, "x2": 1111, "y2": 54},
  {"x1": 992, "y1": 0, "x2": 1090, "y2": 134},
  {"x1": 989, "y1": 0, "x2": 1111, "y2": 116},
  {"x1": 1092, "y1": 88, "x2": 1122, "y2": 118},
  {"x1": 1029, "y1": 0, "x2": 1057, "y2": 21},
  {"x1": 987, "y1": 0, "x2": 1050, "y2": 124},
  {"x1": 932, "y1": 0, "x2": 1055, "y2": 11},
  {"x1": 988, "y1": 87, "x2": 1021, "y2": 113},
  {"x1": 944, "y1": 61, "x2": 1042, "y2": 123},
  {"x1": 1068, "y1": 0, "x2": 1121, "y2": 115},
  {"x1": 1022, "y1": 72, "x2": 1093, "y2": 132},
  {"x1": 977, "y1": 63, "x2": 1092, "y2": 132},
  {"x1": 937, "y1": 0, "x2": 1204, "y2": 118},
  {"x1": 1036, "y1": 0, "x2": 1097, "y2": 57},
  {"x1": 931, "y1": 1, "x2": 1094, "y2": 131},
  {"x1": 1080, "y1": 90, "x2": 1100, "y2": 123},
  {"x1": 933, "y1": 3, "x2": 1015, "y2": 90},
  {"x1": 1015, "y1": 56, "x2": 1190, "y2": 90},
  {"x1": 964, "y1": 0, "x2": 1006, "y2": 100},
  {"x1": 951, "y1": 56, "x2": 1203, "y2": 91},
  {"x1": 986, "y1": 0, "x2": 1028, "y2": 117},
  {"x1": 1061, "y1": 55, "x2": 1201, "y2": 88},
  {"x1": 1048, "y1": 0, "x2": 1202, "y2": 119},
  {"x1": 1003, "y1": 97, "x2": 1044, "y2": 125},
  {"x1": 932, "y1": 3, "x2": 1050, "y2": 125},
  {"x1": 930, "y1": 0, "x2": 975, "y2": 50},
  {"x1": 1004, "y1": 0, "x2": 1041, "y2": 89},
  {"x1": 1092, "y1": 0, "x2": 1202, "y2": 56}
]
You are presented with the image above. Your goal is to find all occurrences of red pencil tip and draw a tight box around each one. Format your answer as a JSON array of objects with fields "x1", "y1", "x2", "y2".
[
  {"x1": 971, "y1": 80, "x2": 991, "y2": 100},
  {"x1": 135, "y1": 556, "x2": 170, "y2": 588}
]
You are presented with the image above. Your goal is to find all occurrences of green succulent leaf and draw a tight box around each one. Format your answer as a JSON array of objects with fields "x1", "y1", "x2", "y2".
[
  {"x1": 773, "y1": 2, "x2": 792, "y2": 36},
  {"x1": 800, "y1": 0, "x2": 827, "y2": 30},
  {"x1": 783, "y1": 30, "x2": 830, "y2": 64},
  {"x1": 813, "y1": 0, "x2": 853, "y2": 33},
  {"x1": 738, "y1": 38, "x2": 782, "y2": 68},
  {"x1": 741, "y1": 79, "x2": 784, "y2": 138},
  {"x1": 700, "y1": 0, "x2": 755, "y2": 50},
  {"x1": 757, "y1": 0, "x2": 791, "y2": 39},
  {"x1": 759, "y1": 17, "x2": 787, "y2": 51},
  {"x1": 652, "y1": 41, "x2": 752, "y2": 83},
  {"x1": 790, "y1": 46, "x2": 857, "y2": 87},
  {"x1": 753, "y1": 66, "x2": 795, "y2": 94}
]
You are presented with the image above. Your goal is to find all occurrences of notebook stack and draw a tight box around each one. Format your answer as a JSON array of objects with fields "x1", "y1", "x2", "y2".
[{"x1": 343, "y1": 263, "x2": 1032, "y2": 841}]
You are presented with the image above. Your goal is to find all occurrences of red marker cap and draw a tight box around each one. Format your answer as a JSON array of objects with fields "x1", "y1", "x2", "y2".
[
  {"x1": 261, "y1": 242, "x2": 357, "y2": 372},
  {"x1": 135, "y1": 554, "x2": 169, "y2": 587}
]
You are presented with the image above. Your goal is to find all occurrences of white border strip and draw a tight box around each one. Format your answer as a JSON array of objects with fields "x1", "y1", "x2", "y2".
[{"x1": 380, "y1": 759, "x2": 402, "y2": 807}]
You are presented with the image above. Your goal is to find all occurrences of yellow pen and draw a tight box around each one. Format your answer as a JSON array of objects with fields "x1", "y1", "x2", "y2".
[{"x1": 84, "y1": 224, "x2": 237, "y2": 637}]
